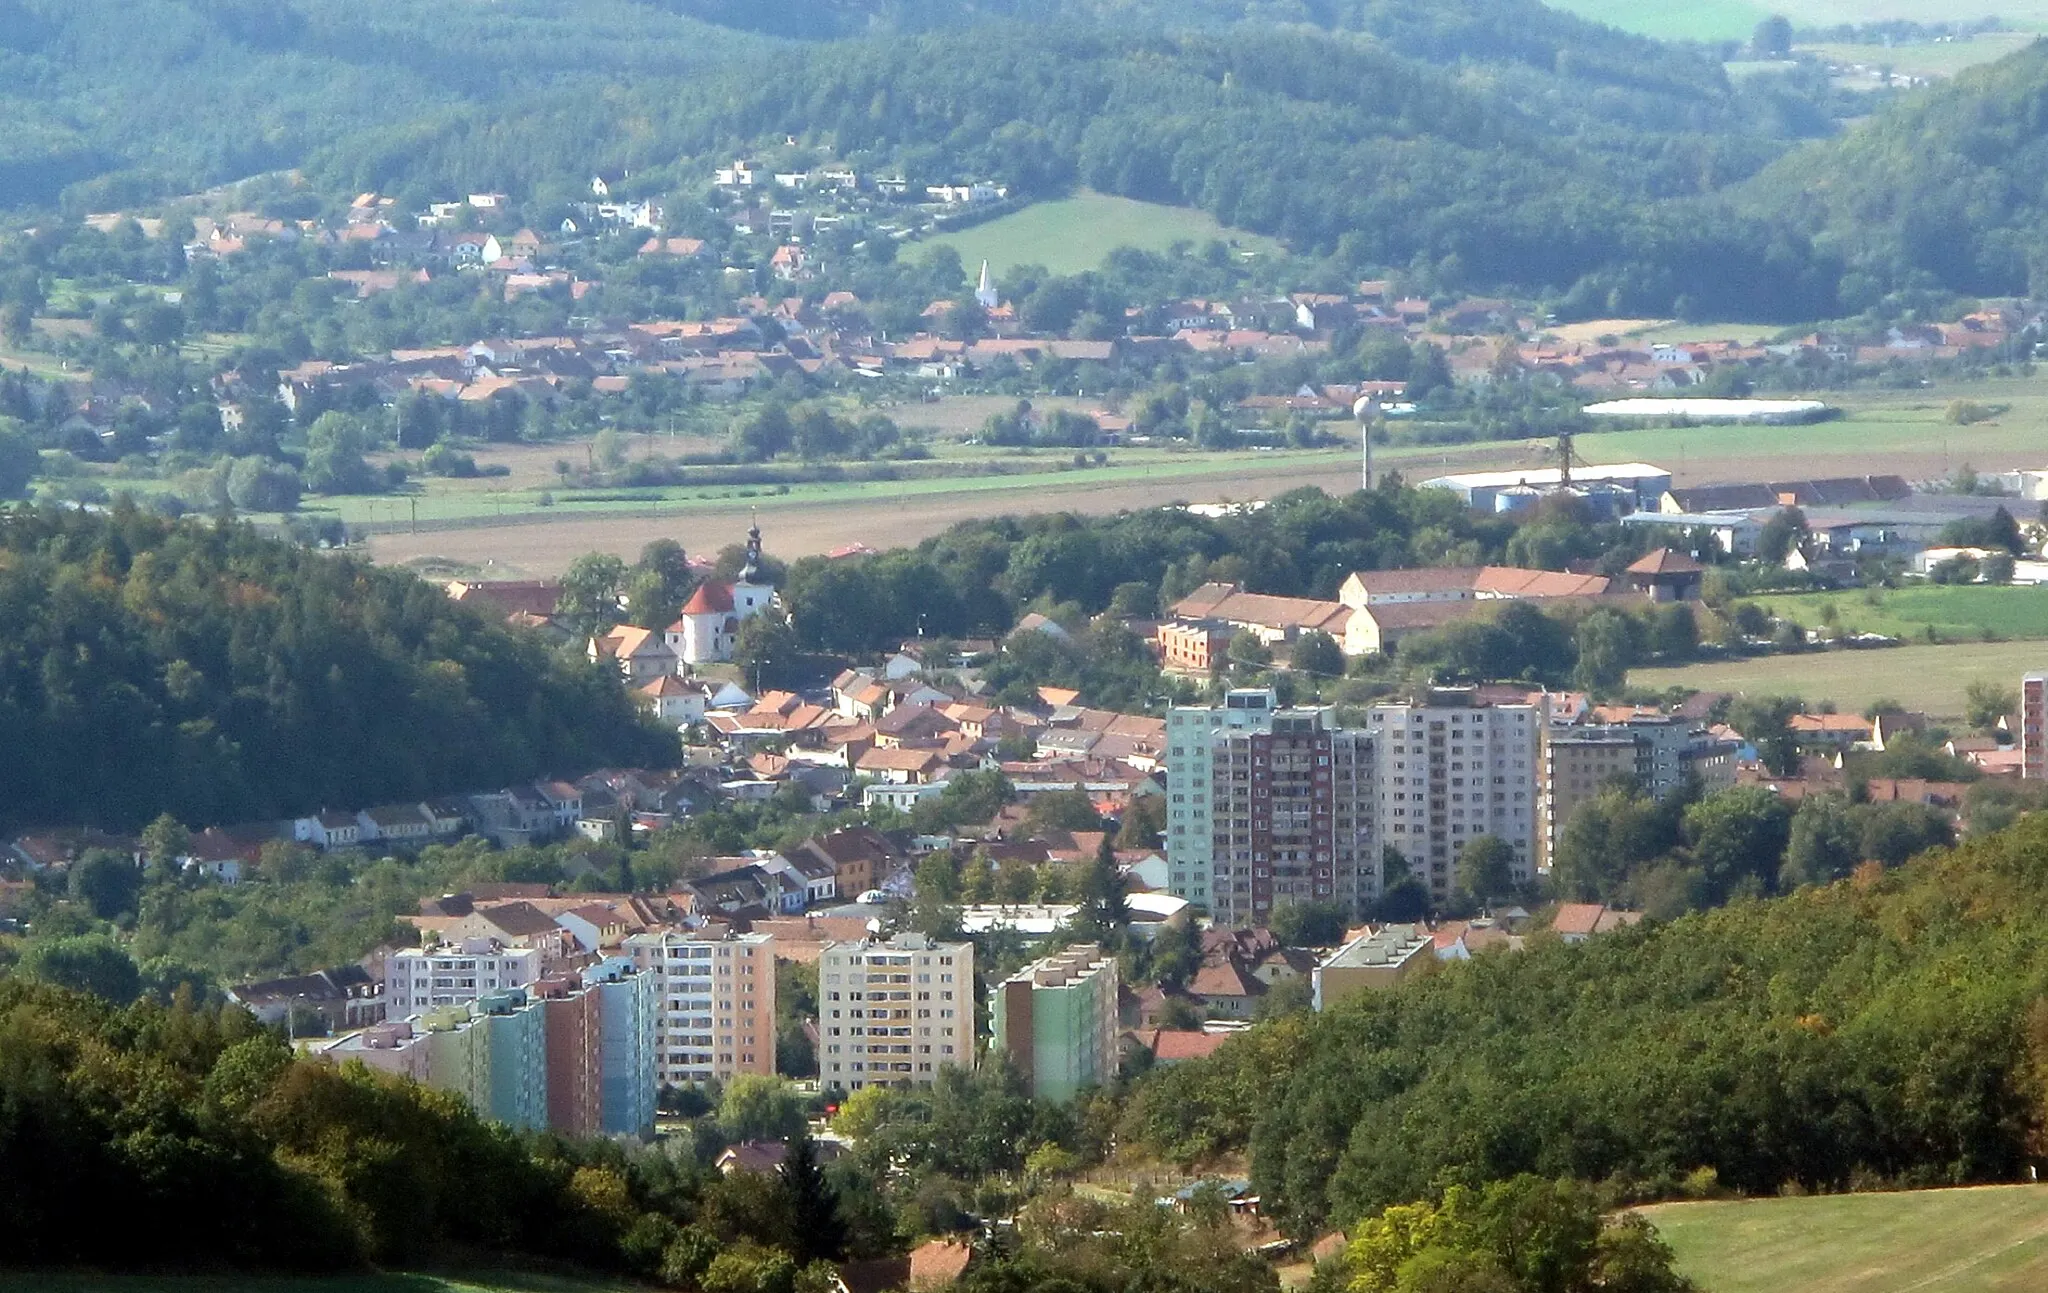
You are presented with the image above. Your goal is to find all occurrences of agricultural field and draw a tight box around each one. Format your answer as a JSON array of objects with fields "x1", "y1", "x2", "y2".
[
  {"x1": 0, "y1": 1272, "x2": 651, "y2": 1293},
  {"x1": 922, "y1": 191, "x2": 1280, "y2": 278},
  {"x1": 1751, "y1": 585, "x2": 2048, "y2": 643},
  {"x1": 1638, "y1": 1184, "x2": 2048, "y2": 1293},
  {"x1": 1629, "y1": 639, "x2": 2048, "y2": 720},
  {"x1": 1548, "y1": 0, "x2": 2048, "y2": 43},
  {"x1": 1803, "y1": 32, "x2": 2040, "y2": 87}
]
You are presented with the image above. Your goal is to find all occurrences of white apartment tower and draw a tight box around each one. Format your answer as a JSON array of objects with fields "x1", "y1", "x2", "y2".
[
  {"x1": 624, "y1": 928, "x2": 776, "y2": 1089},
  {"x1": 818, "y1": 932, "x2": 974, "y2": 1092},
  {"x1": 1366, "y1": 692, "x2": 1540, "y2": 901},
  {"x1": 385, "y1": 938, "x2": 542, "y2": 1015}
]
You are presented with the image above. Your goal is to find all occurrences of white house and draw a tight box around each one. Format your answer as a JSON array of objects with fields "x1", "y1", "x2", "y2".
[
  {"x1": 638, "y1": 675, "x2": 712, "y2": 723},
  {"x1": 295, "y1": 812, "x2": 362, "y2": 849}
]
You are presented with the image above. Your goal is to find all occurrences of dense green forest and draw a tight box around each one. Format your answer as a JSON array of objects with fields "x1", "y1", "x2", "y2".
[
  {"x1": 0, "y1": 0, "x2": 1845, "y2": 316},
  {"x1": 11, "y1": 0, "x2": 2048, "y2": 313},
  {"x1": 1740, "y1": 39, "x2": 2048, "y2": 304},
  {"x1": 0, "y1": 505, "x2": 672, "y2": 832},
  {"x1": 1130, "y1": 811, "x2": 2048, "y2": 1236}
]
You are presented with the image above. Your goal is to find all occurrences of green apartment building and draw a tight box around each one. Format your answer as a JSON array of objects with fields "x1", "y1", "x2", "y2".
[{"x1": 991, "y1": 944, "x2": 1120, "y2": 1103}]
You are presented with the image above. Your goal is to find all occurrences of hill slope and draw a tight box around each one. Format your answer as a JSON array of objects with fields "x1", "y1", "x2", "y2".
[
  {"x1": 0, "y1": 506, "x2": 672, "y2": 832},
  {"x1": 0, "y1": 0, "x2": 1844, "y2": 316},
  {"x1": 1131, "y1": 812, "x2": 2048, "y2": 1235},
  {"x1": 1739, "y1": 37, "x2": 2048, "y2": 300}
]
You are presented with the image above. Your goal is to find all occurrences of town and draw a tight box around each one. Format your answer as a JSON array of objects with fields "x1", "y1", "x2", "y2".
[{"x1": 17, "y1": 2, "x2": 2048, "y2": 1290}]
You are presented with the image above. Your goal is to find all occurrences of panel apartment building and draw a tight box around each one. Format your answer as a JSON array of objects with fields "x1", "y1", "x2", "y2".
[
  {"x1": 817, "y1": 932, "x2": 974, "y2": 1092},
  {"x1": 321, "y1": 957, "x2": 659, "y2": 1138},
  {"x1": 624, "y1": 928, "x2": 777, "y2": 1090},
  {"x1": 990, "y1": 944, "x2": 1119, "y2": 1103},
  {"x1": 1539, "y1": 714, "x2": 1736, "y2": 870},
  {"x1": 1168, "y1": 692, "x2": 1378, "y2": 926},
  {"x1": 1364, "y1": 692, "x2": 1540, "y2": 901},
  {"x1": 385, "y1": 938, "x2": 543, "y2": 1016}
]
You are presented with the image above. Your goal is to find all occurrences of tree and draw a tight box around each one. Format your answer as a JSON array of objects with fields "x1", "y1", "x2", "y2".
[
  {"x1": 0, "y1": 418, "x2": 40, "y2": 499},
  {"x1": 1780, "y1": 794, "x2": 1859, "y2": 889},
  {"x1": 1751, "y1": 14, "x2": 1791, "y2": 56},
  {"x1": 734, "y1": 610, "x2": 800, "y2": 691},
  {"x1": 226, "y1": 456, "x2": 302, "y2": 512},
  {"x1": 1728, "y1": 694, "x2": 1802, "y2": 776},
  {"x1": 1116, "y1": 796, "x2": 1165, "y2": 849},
  {"x1": 557, "y1": 552, "x2": 629, "y2": 637},
  {"x1": 1080, "y1": 833, "x2": 1130, "y2": 936},
  {"x1": 69, "y1": 849, "x2": 143, "y2": 922},
  {"x1": 141, "y1": 813, "x2": 191, "y2": 878},
  {"x1": 1965, "y1": 680, "x2": 2017, "y2": 733},
  {"x1": 778, "y1": 1134, "x2": 847, "y2": 1263},
  {"x1": 1455, "y1": 835, "x2": 1517, "y2": 906},
  {"x1": 1571, "y1": 608, "x2": 1637, "y2": 694},
  {"x1": 1858, "y1": 801, "x2": 1952, "y2": 867},
  {"x1": 19, "y1": 933, "x2": 143, "y2": 1004},
  {"x1": 1682, "y1": 786, "x2": 1793, "y2": 900},
  {"x1": 1756, "y1": 507, "x2": 1808, "y2": 566},
  {"x1": 1023, "y1": 789, "x2": 1103, "y2": 833},
  {"x1": 1269, "y1": 900, "x2": 1349, "y2": 948},
  {"x1": 1292, "y1": 629, "x2": 1346, "y2": 679},
  {"x1": 720, "y1": 1074, "x2": 806, "y2": 1143},
  {"x1": 302, "y1": 412, "x2": 380, "y2": 496},
  {"x1": 1229, "y1": 630, "x2": 1273, "y2": 667},
  {"x1": 626, "y1": 538, "x2": 695, "y2": 627}
]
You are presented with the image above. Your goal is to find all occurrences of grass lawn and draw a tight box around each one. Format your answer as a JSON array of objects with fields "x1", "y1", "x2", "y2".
[
  {"x1": 1637, "y1": 1184, "x2": 2048, "y2": 1293},
  {"x1": 1752, "y1": 585, "x2": 2048, "y2": 642},
  {"x1": 1629, "y1": 639, "x2": 2048, "y2": 719},
  {"x1": 0, "y1": 1272, "x2": 650, "y2": 1293},
  {"x1": 923, "y1": 191, "x2": 1281, "y2": 278}
]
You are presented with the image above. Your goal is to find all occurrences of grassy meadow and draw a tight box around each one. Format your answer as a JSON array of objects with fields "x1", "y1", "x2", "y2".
[
  {"x1": 1629, "y1": 639, "x2": 2048, "y2": 719},
  {"x1": 1638, "y1": 1184, "x2": 2048, "y2": 1293},
  {"x1": 1751, "y1": 585, "x2": 2048, "y2": 642},
  {"x1": 922, "y1": 191, "x2": 1280, "y2": 278},
  {"x1": 1547, "y1": 0, "x2": 2048, "y2": 42}
]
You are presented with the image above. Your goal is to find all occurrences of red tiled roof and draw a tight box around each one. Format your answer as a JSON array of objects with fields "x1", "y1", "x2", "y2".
[{"x1": 679, "y1": 581, "x2": 735, "y2": 615}]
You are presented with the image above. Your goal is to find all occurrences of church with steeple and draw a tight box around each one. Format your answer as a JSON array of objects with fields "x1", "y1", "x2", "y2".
[{"x1": 664, "y1": 518, "x2": 777, "y2": 666}]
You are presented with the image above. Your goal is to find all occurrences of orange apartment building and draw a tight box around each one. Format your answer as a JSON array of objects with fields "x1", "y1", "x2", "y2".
[{"x1": 625, "y1": 927, "x2": 776, "y2": 1089}]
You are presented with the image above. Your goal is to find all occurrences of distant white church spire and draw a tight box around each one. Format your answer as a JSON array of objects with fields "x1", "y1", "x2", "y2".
[{"x1": 975, "y1": 259, "x2": 998, "y2": 310}]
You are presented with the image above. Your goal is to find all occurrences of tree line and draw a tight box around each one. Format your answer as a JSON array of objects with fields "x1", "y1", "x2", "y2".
[{"x1": 0, "y1": 504, "x2": 674, "y2": 833}]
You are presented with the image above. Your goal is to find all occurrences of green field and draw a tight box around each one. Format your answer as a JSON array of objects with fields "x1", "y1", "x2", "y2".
[
  {"x1": 1802, "y1": 33, "x2": 2039, "y2": 84},
  {"x1": 1753, "y1": 586, "x2": 2048, "y2": 642},
  {"x1": 1639, "y1": 1185, "x2": 2048, "y2": 1293},
  {"x1": 923, "y1": 191, "x2": 1281, "y2": 278},
  {"x1": 1546, "y1": 0, "x2": 2048, "y2": 43},
  {"x1": 0, "y1": 1272, "x2": 647, "y2": 1293},
  {"x1": 1630, "y1": 639, "x2": 2048, "y2": 718}
]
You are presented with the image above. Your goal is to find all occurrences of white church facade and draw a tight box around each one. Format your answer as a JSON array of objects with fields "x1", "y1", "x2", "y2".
[{"x1": 663, "y1": 520, "x2": 776, "y2": 666}]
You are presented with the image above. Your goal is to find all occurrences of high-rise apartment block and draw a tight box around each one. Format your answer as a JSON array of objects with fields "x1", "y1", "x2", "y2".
[
  {"x1": 991, "y1": 944, "x2": 1120, "y2": 1103},
  {"x1": 323, "y1": 962, "x2": 658, "y2": 1138},
  {"x1": 624, "y1": 928, "x2": 776, "y2": 1090},
  {"x1": 1170, "y1": 693, "x2": 1378, "y2": 926},
  {"x1": 385, "y1": 938, "x2": 542, "y2": 1016},
  {"x1": 817, "y1": 932, "x2": 974, "y2": 1092},
  {"x1": 1365, "y1": 695, "x2": 1540, "y2": 901}
]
